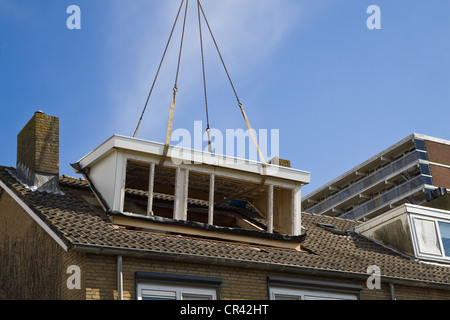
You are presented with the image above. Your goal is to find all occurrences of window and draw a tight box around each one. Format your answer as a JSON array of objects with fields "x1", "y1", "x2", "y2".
[
  {"x1": 422, "y1": 175, "x2": 434, "y2": 186},
  {"x1": 141, "y1": 288, "x2": 176, "y2": 300},
  {"x1": 413, "y1": 218, "x2": 441, "y2": 256},
  {"x1": 438, "y1": 222, "x2": 450, "y2": 257},
  {"x1": 124, "y1": 159, "x2": 176, "y2": 218},
  {"x1": 411, "y1": 215, "x2": 450, "y2": 261},
  {"x1": 136, "y1": 272, "x2": 221, "y2": 300},
  {"x1": 270, "y1": 287, "x2": 357, "y2": 300},
  {"x1": 139, "y1": 283, "x2": 217, "y2": 300},
  {"x1": 417, "y1": 150, "x2": 429, "y2": 161},
  {"x1": 267, "y1": 277, "x2": 360, "y2": 300},
  {"x1": 414, "y1": 139, "x2": 427, "y2": 151},
  {"x1": 419, "y1": 163, "x2": 432, "y2": 176}
]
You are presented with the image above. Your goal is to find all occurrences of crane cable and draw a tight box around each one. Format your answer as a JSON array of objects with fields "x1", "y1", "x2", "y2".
[
  {"x1": 197, "y1": 1, "x2": 267, "y2": 171},
  {"x1": 134, "y1": 0, "x2": 267, "y2": 174},
  {"x1": 197, "y1": 0, "x2": 212, "y2": 153},
  {"x1": 160, "y1": 0, "x2": 189, "y2": 166},
  {"x1": 133, "y1": 0, "x2": 186, "y2": 139}
]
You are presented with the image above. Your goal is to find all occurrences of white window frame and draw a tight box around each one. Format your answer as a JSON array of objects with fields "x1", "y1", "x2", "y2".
[
  {"x1": 135, "y1": 272, "x2": 221, "y2": 301},
  {"x1": 269, "y1": 286, "x2": 358, "y2": 300},
  {"x1": 137, "y1": 282, "x2": 217, "y2": 300},
  {"x1": 267, "y1": 277, "x2": 360, "y2": 300},
  {"x1": 409, "y1": 213, "x2": 450, "y2": 263}
]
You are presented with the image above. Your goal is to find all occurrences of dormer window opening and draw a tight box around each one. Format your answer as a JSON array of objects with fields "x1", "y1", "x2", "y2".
[
  {"x1": 411, "y1": 215, "x2": 450, "y2": 259},
  {"x1": 122, "y1": 158, "x2": 281, "y2": 232},
  {"x1": 124, "y1": 160, "x2": 176, "y2": 219},
  {"x1": 73, "y1": 135, "x2": 310, "y2": 251}
]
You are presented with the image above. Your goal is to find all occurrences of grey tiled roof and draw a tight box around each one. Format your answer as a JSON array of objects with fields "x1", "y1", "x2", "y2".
[{"x1": 1, "y1": 166, "x2": 450, "y2": 286}]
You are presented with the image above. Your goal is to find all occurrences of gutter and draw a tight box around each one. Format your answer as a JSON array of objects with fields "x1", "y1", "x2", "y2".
[
  {"x1": 68, "y1": 242, "x2": 450, "y2": 292},
  {"x1": 117, "y1": 255, "x2": 123, "y2": 300}
]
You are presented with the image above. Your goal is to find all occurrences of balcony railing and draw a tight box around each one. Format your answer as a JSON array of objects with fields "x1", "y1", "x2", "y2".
[
  {"x1": 340, "y1": 174, "x2": 427, "y2": 220},
  {"x1": 306, "y1": 151, "x2": 420, "y2": 215}
]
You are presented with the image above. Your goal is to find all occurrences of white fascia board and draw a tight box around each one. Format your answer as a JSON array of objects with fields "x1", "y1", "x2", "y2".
[
  {"x1": 0, "y1": 180, "x2": 69, "y2": 251},
  {"x1": 75, "y1": 135, "x2": 310, "y2": 185},
  {"x1": 354, "y1": 204, "x2": 409, "y2": 233},
  {"x1": 414, "y1": 133, "x2": 450, "y2": 146},
  {"x1": 355, "y1": 203, "x2": 450, "y2": 234},
  {"x1": 76, "y1": 135, "x2": 117, "y2": 169},
  {"x1": 406, "y1": 203, "x2": 450, "y2": 221}
]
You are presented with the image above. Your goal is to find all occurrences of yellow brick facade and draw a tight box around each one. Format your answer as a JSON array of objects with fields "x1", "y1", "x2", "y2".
[{"x1": 1, "y1": 188, "x2": 450, "y2": 300}]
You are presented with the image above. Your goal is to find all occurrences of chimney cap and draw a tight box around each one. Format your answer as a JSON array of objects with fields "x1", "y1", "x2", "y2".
[{"x1": 35, "y1": 110, "x2": 45, "y2": 114}]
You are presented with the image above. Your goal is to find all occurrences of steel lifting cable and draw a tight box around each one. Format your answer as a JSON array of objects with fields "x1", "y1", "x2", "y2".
[
  {"x1": 159, "y1": 0, "x2": 189, "y2": 166},
  {"x1": 133, "y1": 0, "x2": 186, "y2": 139},
  {"x1": 134, "y1": 0, "x2": 267, "y2": 175},
  {"x1": 197, "y1": 0, "x2": 212, "y2": 153},
  {"x1": 197, "y1": 1, "x2": 267, "y2": 169}
]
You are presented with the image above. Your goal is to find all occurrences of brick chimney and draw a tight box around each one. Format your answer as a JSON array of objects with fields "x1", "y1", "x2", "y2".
[
  {"x1": 16, "y1": 111, "x2": 60, "y2": 192},
  {"x1": 269, "y1": 157, "x2": 291, "y2": 168}
]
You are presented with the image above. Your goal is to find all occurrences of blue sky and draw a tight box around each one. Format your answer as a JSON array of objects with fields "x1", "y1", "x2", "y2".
[{"x1": 1, "y1": 0, "x2": 450, "y2": 196}]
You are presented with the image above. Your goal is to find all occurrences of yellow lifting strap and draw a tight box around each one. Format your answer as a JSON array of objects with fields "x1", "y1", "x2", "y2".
[
  {"x1": 133, "y1": 0, "x2": 186, "y2": 139},
  {"x1": 238, "y1": 102, "x2": 268, "y2": 174},
  {"x1": 159, "y1": 87, "x2": 178, "y2": 166},
  {"x1": 153, "y1": 0, "x2": 267, "y2": 178},
  {"x1": 159, "y1": 0, "x2": 188, "y2": 167}
]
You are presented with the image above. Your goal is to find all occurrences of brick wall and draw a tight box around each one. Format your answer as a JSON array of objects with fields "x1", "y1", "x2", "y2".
[
  {"x1": 425, "y1": 140, "x2": 450, "y2": 189},
  {"x1": 426, "y1": 140, "x2": 450, "y2": 167},
  {"x1": 429, "y1": 165, "x2": 450, "y2": 190},
  {"x1": 0, "y1": 189, "x2": 83, "y2": 299},
  {"x1": 81, "y1": 253, "x2": 450, "y2": 300},
  {"x1": 2, "y1": 184, "x2": 450, "y2": 300},
  {"x1": 17, "y1": 112, "x2": 59, "y2": 175}
]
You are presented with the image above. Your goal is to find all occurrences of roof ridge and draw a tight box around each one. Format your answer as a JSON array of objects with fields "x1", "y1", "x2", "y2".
[
  {"x1": 61, "y1": 174, "x2": 85, "y2": 181},
  {"x1": 302, "y1": 211, "x2": 360, "y2": 225}
]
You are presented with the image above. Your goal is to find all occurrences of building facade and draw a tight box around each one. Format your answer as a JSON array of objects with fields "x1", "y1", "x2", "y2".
[
  {"x1": 302, "y1": 134, "x2": 450, "y2": 222},
  {"x1": 1, "y1": 113, "x2": 450, "y2": 301}
]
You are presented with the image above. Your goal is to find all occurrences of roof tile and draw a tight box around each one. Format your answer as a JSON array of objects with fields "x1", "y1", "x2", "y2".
[{"x1": 1, "y1": 166, "x2": 450, "y2": 285}]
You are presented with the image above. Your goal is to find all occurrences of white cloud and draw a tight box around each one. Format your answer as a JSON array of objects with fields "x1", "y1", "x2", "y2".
[{"x1": 199, "y1": 0, "x2": 302, "y2": 68}]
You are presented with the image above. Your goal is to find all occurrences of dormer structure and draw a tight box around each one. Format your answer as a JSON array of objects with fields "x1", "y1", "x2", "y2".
[
  {"x1": 72, "y1": 135, "x2": 310, "y2": 250},
  {"x1": 355, "y1": 203, "x2": 450, "y2": 264}
]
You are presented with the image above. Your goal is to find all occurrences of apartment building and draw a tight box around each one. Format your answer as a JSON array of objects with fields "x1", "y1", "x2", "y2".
[{"x1": 302, "y1": 134, "x2": 450, "y2": 222}]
